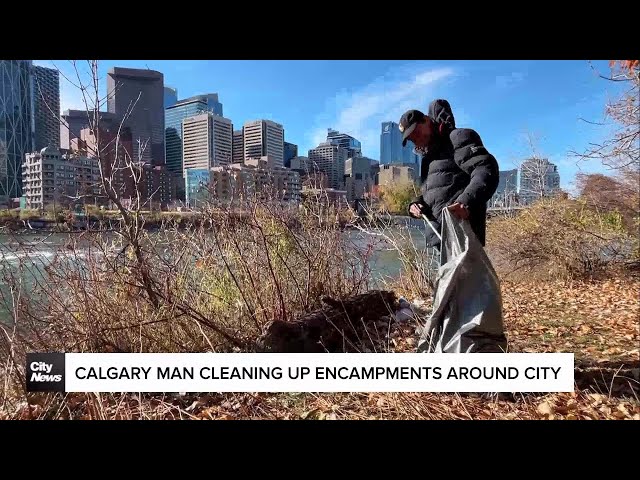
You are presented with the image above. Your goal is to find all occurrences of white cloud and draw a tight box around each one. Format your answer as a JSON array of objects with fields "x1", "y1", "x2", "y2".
[{"x1": 307, "y1": 66, "x2": 457, "y2": 159}]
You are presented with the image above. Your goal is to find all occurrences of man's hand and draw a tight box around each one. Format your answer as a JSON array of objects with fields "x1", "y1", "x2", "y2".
[
  {"x1": 447, "y1": 202, "x2": 469, "y2": 220},
  {"x1": 409, "y1": 202, "x2": 424, "y2": 218}
]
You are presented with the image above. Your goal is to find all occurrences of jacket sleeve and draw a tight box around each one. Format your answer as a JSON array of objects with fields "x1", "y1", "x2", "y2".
[
  {"x1": 407, "y1": 155, "x2": 435, "y2": 221},
  {"x1": 450, "y1": 128, "x2": 500, "y2": 209}
]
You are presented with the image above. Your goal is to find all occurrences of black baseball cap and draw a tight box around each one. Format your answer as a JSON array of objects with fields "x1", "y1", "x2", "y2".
[{"x1": 399, "y1": 109, "x2": 427, "y2": 146}]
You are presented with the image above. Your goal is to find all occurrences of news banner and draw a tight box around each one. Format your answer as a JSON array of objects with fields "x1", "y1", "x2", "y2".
[{"x1": 26, "y1": 352, "x2": 575, "y2": 393}]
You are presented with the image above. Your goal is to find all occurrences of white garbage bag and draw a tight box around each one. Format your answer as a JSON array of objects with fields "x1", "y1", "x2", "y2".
[{"x1": 417, "y1": 208, "x2": 508, "y2": 353}]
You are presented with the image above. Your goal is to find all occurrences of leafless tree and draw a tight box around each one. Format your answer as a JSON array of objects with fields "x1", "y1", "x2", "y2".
[
  {"x1": 513, "y1": 133, "x2": 562, "y2": 206},
  {"x1": 570, "y1": 61, "x2": 639, "y2": 174}
]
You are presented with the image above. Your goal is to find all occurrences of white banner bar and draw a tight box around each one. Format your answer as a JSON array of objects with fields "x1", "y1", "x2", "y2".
[{"x1": 64, "y1": 353, "x2": 574, "y2": 393}]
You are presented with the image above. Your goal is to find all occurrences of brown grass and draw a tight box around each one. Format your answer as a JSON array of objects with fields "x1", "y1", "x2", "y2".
[{"x1": 1, "y1": 196, "x2": 639, "y2": 420}]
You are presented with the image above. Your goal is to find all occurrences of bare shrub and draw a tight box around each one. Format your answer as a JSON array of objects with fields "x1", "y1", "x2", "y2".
[{"x1": 487, "y1": 197, "x2": 637, "y2": 281}]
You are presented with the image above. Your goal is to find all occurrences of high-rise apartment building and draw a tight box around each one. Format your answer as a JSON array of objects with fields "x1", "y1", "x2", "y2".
[
  {"x1": 182, "y1": 112, "x2": 233, "y2": 174},
  {"x1": 1, "y1": 60, "x2": 34, "y2": 201},
  {"x1": 243, "y1": 120, "x2": 284, "y2": 167},
  {"x1": 32, "y1": 65, "x2": 60, "y2": 151},
  {"x1": 22, "y1": 146, "x2": 105, "y2": 210},
  {"x1": 308, "y1": 142, "x2": 347, "y2": 190},
  {"x1": 107, "y1": 67, "x2": 165, "y2": 166},
  {"x1": 380, "y1": 121, "x2": 419, "y2": 166}
]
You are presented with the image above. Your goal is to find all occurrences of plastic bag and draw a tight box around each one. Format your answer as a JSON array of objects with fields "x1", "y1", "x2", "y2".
[{"x1": 417, "y1": 208, "x2": 508, "y2": 353}]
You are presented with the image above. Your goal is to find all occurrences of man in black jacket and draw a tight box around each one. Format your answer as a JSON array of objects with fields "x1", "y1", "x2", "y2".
[{"x1": 401, "y1": 99, "x2": 499, "y2": 249}]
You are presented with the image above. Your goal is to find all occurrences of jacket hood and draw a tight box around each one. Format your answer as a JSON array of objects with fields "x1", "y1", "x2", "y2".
[{"x1": 428, "y1": 99, "x2": 456, "y2": 131}]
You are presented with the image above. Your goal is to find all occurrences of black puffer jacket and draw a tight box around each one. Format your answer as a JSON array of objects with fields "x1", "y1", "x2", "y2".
[{"x1": 411, "y1": 99, "x2": 499, "y2": 249}]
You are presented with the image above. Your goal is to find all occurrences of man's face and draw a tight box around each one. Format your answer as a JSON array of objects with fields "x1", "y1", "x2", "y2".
[{"x1": 407, "y1": 119, "x2": 434, "y2": 149}]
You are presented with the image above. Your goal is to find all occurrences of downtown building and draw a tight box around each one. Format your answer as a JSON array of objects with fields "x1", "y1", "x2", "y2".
[
  {"x1": 380, "y1": 121, "x2": 420, "y2": 165},
  {"x1": 283, "y1": 141, "x2": 298, "y2": 168},
  {"x1": 32, "y1": 65, "x2": 60, "y2": 151},
  {"x1": 165, "y1": 94, "x2": 224, "y2": 175},
  {"x1": 490, "y1": 168, "x2": 518, "y2": 208},
  {"x1": 518, "y1": 158, "x2": 561, "y2": 205},
  {"x1": 2, "y1": 61, "x2": 63, "y2": 204},
  {"x1": 243, "y1": 120, "x2": 284, "y2": 168},
  {"x1": 290, "y1": 156, "x2": 328, "y2": 189},
  {"x1": 77, "y1": 126, "x2": 175, "y2": 209},
  {"x1": 308, "y1": 142, "x2": 347, "y2": 190},
  {"x1": 182, "y1": 112, "x2": 233, "y2": 175},
  {"x1": 327, "y1": 129, "x2": 362, "y2": 159},
  {"x1": 345, "y1": 157, "x2": 375, "y2": 203},
  {"x1": 201, "y1": 158, "x2": 301, "y2": 208},
  {"x1": 232, "y1": 130, "x2": 244, "y2": 163},
  {"x1": 60, "y1": 109, "x2": 117, "y2": 150},
  {"x1": 22, "y1": 146, "x2": 105, "y2": 210},
  {"x1": 107, "y1": 67, "x2": 165, "y2": 166},
  {"x1": 1, "y1": 60, "x2": 34, "y2": 203},
  {"x1": 164, "y1": 86, "x2": 178, "y2": 109},
  {"x1": 378, "y1": 163, "x2": 417, "y2": 187}
]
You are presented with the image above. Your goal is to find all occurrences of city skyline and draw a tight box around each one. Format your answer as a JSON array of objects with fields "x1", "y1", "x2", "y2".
[{"x1": 32, "y1": 59, "x2": 625, "y2": 192}]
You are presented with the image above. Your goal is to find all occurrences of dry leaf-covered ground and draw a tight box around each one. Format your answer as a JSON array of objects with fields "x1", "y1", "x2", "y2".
[{"x1": 4, "y1": 277, "x2": 639, "y2": 420}]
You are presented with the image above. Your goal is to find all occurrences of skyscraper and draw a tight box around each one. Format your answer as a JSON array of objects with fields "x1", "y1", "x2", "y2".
[
  {"x1": 518, "y1": 158, "x2": 561, "y2": 205},
  {"x1": 32, "y1": 65, "x2": 60, "y2": 150},
  {"x1": 60, "y1": 109, "x2": 117, "y2": 150},
  {"x1": 243, "y1": 120, "x2": 284, "y2": 167},
  {"x1": 182, "y1": 112, "x2": 233, "y2": 173},
  {"x1": 164, "y1": 86, "x2": 177, "y2": 109},
  {"x1": 308, "y1": 142, "x2": 347, "y2": 190},
  {"x1": 490, "y1": 168, "x2": 518, "y2": 207},
  {"x1": 284, "y1": 141, "x2": 298, "y2": 168},
  {"x1": 107, "y1": 67, "x2": 165, "y2": 166},
  {"x1": 380, "y1": 121, "x2": 419, "y2": 165},
  {"x1": 165, "y1": 94, "x2": 225, "y2": 175},
  {"x1": 327, "y1": 129, "x2": 362, "y2": 159},
  {"x1": 200, "y1": 93, "x2": 223, "y2": 117},
  {"x1": 1, "y1": 60, "x2": 34, "y2": 200},
  {"x1": 233, "y1": 130, "x2": 244, "y2": 163}
]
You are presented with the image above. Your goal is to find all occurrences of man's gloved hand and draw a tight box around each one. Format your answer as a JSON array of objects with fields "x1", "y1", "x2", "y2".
[
  {"x1": 447, "y1": 202, "x2": 469, "y2": 220},
  {"x1": 409, "y1": 202, "x2": 425, "y2": 219}
]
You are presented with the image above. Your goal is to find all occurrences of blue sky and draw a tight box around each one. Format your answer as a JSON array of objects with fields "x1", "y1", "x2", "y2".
[{"x1": 34, "y1": 59, "x2": 625, "y2": 192}]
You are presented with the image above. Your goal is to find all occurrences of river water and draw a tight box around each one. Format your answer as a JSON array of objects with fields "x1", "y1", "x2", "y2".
[{"x1": 0, "y1": 226, "x2": 431, "y2": 325}]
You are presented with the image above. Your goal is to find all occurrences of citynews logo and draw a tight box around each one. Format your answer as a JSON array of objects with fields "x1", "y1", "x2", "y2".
[{"x1": 26, "y1": 353, "x2": 65, "y2": 392}]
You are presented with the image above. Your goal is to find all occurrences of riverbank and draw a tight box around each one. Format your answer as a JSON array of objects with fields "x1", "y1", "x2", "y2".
[
  {"x1": 3, "y1": 276, "x2": 638, "y2": 420},
  {"x1": 1, "y1": 196, "x2": 637, "y2": 420},
  {"x1": 0, "y1": 208, "x2": 425, "y2": 233}
]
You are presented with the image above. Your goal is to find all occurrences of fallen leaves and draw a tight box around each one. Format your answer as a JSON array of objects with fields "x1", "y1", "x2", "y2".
[
  {"x1": 502, "y1": 277, "x2": 640, "y2": 363},
  {"x1": 2, "y1": 277, "x2": 639, "y2": 421},
  {"x1": 537, "y1": 401, "x2": 553, "y2": 415}
]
